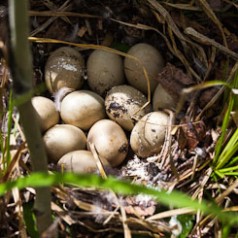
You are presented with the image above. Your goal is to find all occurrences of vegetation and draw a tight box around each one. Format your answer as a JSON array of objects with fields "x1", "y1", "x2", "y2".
[{"x1": 0, "y1": 0, "x2": 238, "y2": 237}]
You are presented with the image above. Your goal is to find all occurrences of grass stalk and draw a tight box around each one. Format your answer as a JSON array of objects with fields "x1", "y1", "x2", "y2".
[
  {"x1": 8, "y1": 0, "x2": 52, "y2": 233},
  {"x1": 213, "y1": 94, "x2": 234, "y2": 166}
]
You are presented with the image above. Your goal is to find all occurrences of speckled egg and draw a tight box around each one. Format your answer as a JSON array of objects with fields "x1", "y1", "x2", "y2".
[
  {"x1": 105, "y1": 85, "x2": 151, "y2": 131},
  {"x1": 130, "y1": 111, "x2": 169, "y2": 158},
  {"x1": 45, "y1": 46, "x2": 85, "y2": 93}
]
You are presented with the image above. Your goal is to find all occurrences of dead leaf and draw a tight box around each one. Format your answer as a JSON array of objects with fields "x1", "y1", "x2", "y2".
[
  {"x1": 124, "y1": 196, "x2": 156, "y2": 217},
  {"x1": 155, "y1": 63, "x2": 195, "y2": 101},
  {"x1": 178, "y1": 117, "x2": 206, "y2": 150}
]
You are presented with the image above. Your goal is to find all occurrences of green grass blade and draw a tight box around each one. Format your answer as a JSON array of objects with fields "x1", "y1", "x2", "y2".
[
  {"x1": 177, "y1": 214, "x2": 194, "y2": 238},
  {"x1": 23, "y1": 202, "x2": 39, "y2": 238},
  {"x1": 226, "y1": 156, "x2": 238, "y2": 167},
  {"x1": 0, "y1": 172, "x2": 238, "y2": 226},
  {"x1": 215, "y1": 129, "x2": 238, "y2": 169},
  {"x1": 217, "y1": 172, "x2": 238, "y2": 176},
  {"x1": 214, "y1": 170, "x2": 226, "y2": 178},
  {"x1": 214, "y1": 95, "x2": 234, "y2": 167},
  {"x1": 217, "y1": 165, "x2": 238, "y2": 173}
]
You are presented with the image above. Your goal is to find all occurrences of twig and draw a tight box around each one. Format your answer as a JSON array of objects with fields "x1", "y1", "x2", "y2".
[
  {"x1": 29, "y1": 10, "x2": 100, "y2": 18},
  {"x1": 30, "y1": 0, "x2": 71, "y2": 36},
  {"x1": 184, "y1": 27, "x2": 238, "y2": 60}
]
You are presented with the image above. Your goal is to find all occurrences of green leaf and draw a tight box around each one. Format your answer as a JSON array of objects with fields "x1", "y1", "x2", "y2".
[
  {"x1": 23, "y1": 202, "x2": 39, "y2": 238},
  {"x1": 178, "y1": 214, "x2": 194, "y2": 238},
  {"x1": 214, "y1": 94, "x2": 234, "y2": 167},
  {"x1": 215, "y1": 128, "x2": 238, "y2": 170}
]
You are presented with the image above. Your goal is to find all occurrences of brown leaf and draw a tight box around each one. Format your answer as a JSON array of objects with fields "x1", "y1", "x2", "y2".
[
  {"x1": 124, "y1": 205, "x2": 156, "y2": 217},
  {"x1": 178, "y1": 117, "x2": 206, "y2": 150},
  {"x1": 155, "y1": 63, "x2": 195, "y2": 101},
  {"x1": 124, "y1": 196, "x2": 156, "y2": 217}
]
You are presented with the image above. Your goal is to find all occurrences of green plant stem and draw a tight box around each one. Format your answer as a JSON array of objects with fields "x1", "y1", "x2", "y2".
[
  {"x1": 213, "y1": 94, "x2": 234, "y2": 167},
  {"x1": 8, "y1": 0, "x2": 52, "y2": 233}
]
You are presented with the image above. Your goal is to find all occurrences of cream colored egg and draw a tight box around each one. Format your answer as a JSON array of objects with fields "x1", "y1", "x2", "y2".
[
  {"x1": 87, "y1": 119, "x2": 128, "y2": 167},
  {"x1": 105, "y1": 85, "x2": 151, "y2": 131},
  {"x1": 87, "y1": 50, "x2": 124, "y2": 96},
  {"x1": 152, "y1": 84, "x2": 176, "y2": 111},
  {"x1": 60, "y1": 90, "x2": 106, "y2": 130},
  {"x1": 43, "y1": 124, "x2": 86, "y2": 162},
  {"x1": 124, "y1": 43, "x2": 164, "y2": 94},
  {"x1": 45, "y1": 47, "x2": 85, "y2": 93},
  {"x1": 57, "y1": 150, "x2": 109, "y2": 174},
  {"x1": 130, "y1": 111, "x2": 169, "y2": 158},
  {"x1": 31, "y1": 96, "x2": 59, "y2": 132}
]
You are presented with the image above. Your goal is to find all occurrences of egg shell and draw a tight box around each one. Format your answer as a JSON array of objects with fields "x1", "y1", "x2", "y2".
[
  {"x1": 32, "y1": 96, "x2": 59, "y2": 132},
  {"x1": 60, "y1": 90, "x2": 106, "y2": 130},
  {"x1": 87, "y1": 50, "x2": 124, "y2": 96},
  {"x1": 124, "y1": 43, "x2": 164, "y2": 94},
  {"x1": 57, "y1": 150, "x2": 109, "y2": 174},
  {"x1": 130, "y1": 111, "x2": 169, "y2": 158},
  {"x1": 45, "y1": 46, "x2": 85, "y2": 93},
  {"x1": 87, "y1": 119, "x2": 128, "y2": 167},
  {"x1": 152, "y1": 84, "x2": 176, "y2": 111},
  {"x1": 105, "y1": 85, "x2": 151, "y2": 131},
  {"x1": 43, "y1": 124, "x2": 87, "y2": 162}
]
